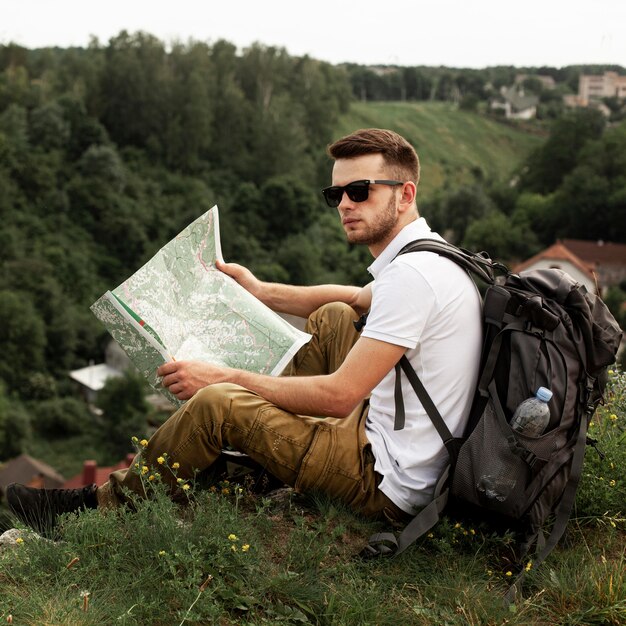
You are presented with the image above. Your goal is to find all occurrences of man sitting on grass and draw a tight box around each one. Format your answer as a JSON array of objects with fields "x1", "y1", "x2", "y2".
[{"x1": 8, "y1": 128, "x2": 482, "y2": 532}]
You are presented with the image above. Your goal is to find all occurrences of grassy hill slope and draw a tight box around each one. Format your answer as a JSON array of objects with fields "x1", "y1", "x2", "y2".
[{"x1": 335, "y1": 101, "x2": 545, "y2": 199}]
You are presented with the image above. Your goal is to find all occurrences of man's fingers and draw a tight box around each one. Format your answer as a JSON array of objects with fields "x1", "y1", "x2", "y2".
[
  {"x1": 216, "y1": 260, "x2": 236, "y2": 275},
  {"x1": 157, "y1": 361, "x2": 179, "y2": 377}
]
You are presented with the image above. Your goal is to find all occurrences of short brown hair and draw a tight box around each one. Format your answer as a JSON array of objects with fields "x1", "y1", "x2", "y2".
[{"x1": 327, "y1": 128, "x2": 420, "y2": 185}]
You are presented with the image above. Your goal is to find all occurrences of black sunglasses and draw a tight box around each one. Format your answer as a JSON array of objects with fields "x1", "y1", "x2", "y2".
[{"x1": 321, "y1": 179, "x2": 404, "y2": 208}]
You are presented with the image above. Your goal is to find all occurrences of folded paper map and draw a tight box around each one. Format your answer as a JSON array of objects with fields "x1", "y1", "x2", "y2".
[{"x1": 91, "y1": 206, "x2": 311, "y2": 406}]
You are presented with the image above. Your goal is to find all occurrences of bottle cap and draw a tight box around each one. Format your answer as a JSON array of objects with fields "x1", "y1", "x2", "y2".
[{"x1": 536, "y1": 387, "x2": 553, "y2": 402}]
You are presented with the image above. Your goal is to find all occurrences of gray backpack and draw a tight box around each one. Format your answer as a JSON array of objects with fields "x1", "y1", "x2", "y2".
[{"x1": 364, "y1": 240, "x2": 622, "y2": 600}]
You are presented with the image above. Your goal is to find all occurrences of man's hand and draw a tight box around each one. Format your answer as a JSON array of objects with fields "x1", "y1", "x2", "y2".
[
  {"x1": 216, "y1": 260, "x2": 263, "y2": 300},
  {"x1": 157, "y1": 360, "x2": 229, "y2": 401}
]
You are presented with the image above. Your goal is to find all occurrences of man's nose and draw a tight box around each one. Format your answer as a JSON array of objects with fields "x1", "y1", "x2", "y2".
[{"x1": 338, "y1": 191, "x2": 355, "y2": 210}]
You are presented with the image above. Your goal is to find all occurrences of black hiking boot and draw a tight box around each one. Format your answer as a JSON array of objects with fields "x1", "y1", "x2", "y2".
[{"x1": 6, "y1": 483, "x2": 98, "y2": 534}]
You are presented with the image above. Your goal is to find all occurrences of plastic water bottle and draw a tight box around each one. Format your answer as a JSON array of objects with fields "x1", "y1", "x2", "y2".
[
  {"x1": 510, "y1": 387, "x2": 553, "y2": 436},
  {"x1": 477, "y1": 387, "x2": 553, "y2": 502}
]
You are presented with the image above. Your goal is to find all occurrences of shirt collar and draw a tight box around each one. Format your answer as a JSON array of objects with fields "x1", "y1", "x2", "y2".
[{"x1": 367, "y1": 217, "x2": 442, "y2": 278}]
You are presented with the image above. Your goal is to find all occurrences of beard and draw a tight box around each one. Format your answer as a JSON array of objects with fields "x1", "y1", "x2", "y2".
[{"x1": 344, "y1": 194, "x2": 399, "y2": 246}]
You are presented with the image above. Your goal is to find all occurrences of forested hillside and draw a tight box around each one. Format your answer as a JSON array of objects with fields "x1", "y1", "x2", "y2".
[{"x1": 1, "y1": 32, "x2": 625, "y2": 467}]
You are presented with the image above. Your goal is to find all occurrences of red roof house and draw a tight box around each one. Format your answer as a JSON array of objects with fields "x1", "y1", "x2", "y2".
[
  {"x1": 63, "y1": 454, "x2": 135, "y2": 489},
  {"x1": 514, "y1": 239, "x2": 626, "y2": 295}
]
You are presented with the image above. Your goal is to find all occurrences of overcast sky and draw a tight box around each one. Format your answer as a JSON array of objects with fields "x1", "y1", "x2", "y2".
[{"x1": 2, "y1": 0, "x2": 625, "y2": 69}]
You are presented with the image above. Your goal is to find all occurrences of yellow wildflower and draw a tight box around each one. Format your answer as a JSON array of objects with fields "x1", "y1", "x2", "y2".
[
  {"x1": 427, "y1": 533, "x2": 434, "y2": 538},
  {"x1": 172, "y1": 462, "x2": 180, "y2": 470},
  {"x1": 231, "y1": 544, "x2": 237, "y2": 552},
  {"x1": 454, "y1": 522, "x2": 461, "y2": 529},
  {"x1": 222, "y1": 488, "x2": 230, "y2": 495},
  {"x1": 525, "y1": 561, "x2": 533, "y2": 572},
  {"x1": 182, "y1": 484, "x2": 190, "y2": 491},
  {"x1": 505, "y1": 571, "x2": 513, "y2": 577},
  {"x1": 608, "y1": 369, "x2": 614, "y2": 375},
  {"x1": 134, "y1": 463, "x2": 140, "y2": 469},
  {"x1": 242, "y1": 544, "x2": 250, "y2": 552},
  {"x1": 470, "y1": 529, "x2": 476, "y2": 535},
  {"x1": 609, "y1": 414, "x2": 618, "y2": 421},
  {"x1": 148, "y1": 475, "x2": 155, "y2": 481},
  {"x1": 157, "y1": 456, "x2": 165, "y2": 465},
  {"x1": 228, "y1": 534, "x2": 238, "y2": 541},
  {"x1": 609, "y1": 479, "x2": 616, "y2": 487},
  {"x1": 159, "y1": 550, "x2": 166, "y2": 556},
  {"x1": 141, "y1": 465, "x2": 149, "y2": 475},
  {"x1": 140, "y1": 439, "x2": 149, "y2": 447},
  {"x1": 15, "y1": 537, "x2": 24, "y2": 545}
]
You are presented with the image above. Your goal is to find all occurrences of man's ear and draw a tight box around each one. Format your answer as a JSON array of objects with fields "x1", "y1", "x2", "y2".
[{"x1": 398, "y1": 181, "x2": 417, "y2": 211}]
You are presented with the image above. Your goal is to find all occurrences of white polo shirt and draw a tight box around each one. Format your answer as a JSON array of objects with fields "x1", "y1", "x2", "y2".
[{"x1": 362, "y1": 218, "x2": 482, "y2": 513}]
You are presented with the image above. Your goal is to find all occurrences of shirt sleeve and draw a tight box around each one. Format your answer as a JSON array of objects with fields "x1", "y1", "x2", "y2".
[{"x1": 361, "y1": 259, "x2": 437, "y2": 349}]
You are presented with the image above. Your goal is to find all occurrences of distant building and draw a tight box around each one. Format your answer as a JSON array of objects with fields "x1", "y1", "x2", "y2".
[
  {"x1": 491, "y1": 85, "x2": 539, "y2": 120},
  {"x1": 0, "y1": 454, "x2": 65, "y2": 500},
  {"x1": 578, "y1": 71, "x2": 626, "y2": 105},
  {"x1": 69, "y1": 363, "x2": 124, "y2": 405},
  {"x1": 514, "y1": 239, "x2": 626, "y2": 295},
  {"x1": 69, "y1": 341, "x2": 129, "y2": 405}
]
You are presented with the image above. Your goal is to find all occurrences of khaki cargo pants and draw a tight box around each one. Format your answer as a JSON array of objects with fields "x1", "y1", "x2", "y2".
[{"x1": 98, "y1": 303, "x2": 408, "y2": 522}]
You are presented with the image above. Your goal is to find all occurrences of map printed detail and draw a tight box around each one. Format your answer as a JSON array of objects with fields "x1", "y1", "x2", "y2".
[{"x1": 91, "y1": 206, "x2": 311, "y2": 407}]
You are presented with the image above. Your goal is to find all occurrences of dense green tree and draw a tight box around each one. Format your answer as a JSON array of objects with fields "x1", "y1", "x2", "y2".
[
  {"x1": 208, "y1": 40, "x2": 255, "y2": 176},
  {"x1": 58, "y1": 95, "x2": 110, "y2": 160},
  {"x1": 29, "y1": 101, "x2": 71, "y2": 150},
  {"x1": 545, "y1": 121, "x2": 626, "y2": 243},
  {"x1": 96, "y1": 372, "x2": 149, "y2": 460},
  {"x1": 603, "y1": 285, "x2": 626, "y2": 332},
  {"x1": 424, "y1": 184, "x2": 496, "y2": 245},
  {"x1": 0, "y1": 260, "x2": 79, "y2": 372},
  {"x1": 519, "y1": 108, "x2": 606, "y2": 194},
  {"x1": 99, "y1": 31, "x2": 171, "y2": 157},
  {"x1": 257, "y1": 175, "x2": 321, "y2": 243},
  {"x1": 32, "y1": 396, "x2": 92, "y2": 437},
  {"x1": 0, "y1": 104, "x2": 29, "y2": 153},
  {"x1": 402, "y1": 67, "x2": 433, "y2": 100},
  {"x1": 0, "y1": 382, "x2": 31, "y2": 460},
  {"x1": 511, "y1": 192, "x2": 558, "y2": 246},
  {"x1": 462, "y1": 210, "x2": 540, "y2": 262},
  {"x1": 0, "y1": 290, "x2": 47, "y2": 391}
]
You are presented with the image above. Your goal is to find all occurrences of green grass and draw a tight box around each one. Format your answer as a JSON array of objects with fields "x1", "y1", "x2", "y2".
[
  {"x1": 1, "y1": 369, "x2": 624, "y2": 625},
  {"x1": 336, "y1": 101, "x2": 545, "y2": 199}
]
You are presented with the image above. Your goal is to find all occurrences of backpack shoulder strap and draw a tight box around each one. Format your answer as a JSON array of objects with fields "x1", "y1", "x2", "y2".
[
  {"x1": 396, "y1": 238, "x2": 506, "y2": 286},
  {"x1": 395, "y1": 356, "x2": 463, "y2": 461}
]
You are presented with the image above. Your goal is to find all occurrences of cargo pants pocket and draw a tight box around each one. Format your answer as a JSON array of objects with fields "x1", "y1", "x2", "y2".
[{"x1": 294, "y1": 423, "x2": 337, "y2": 493}]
